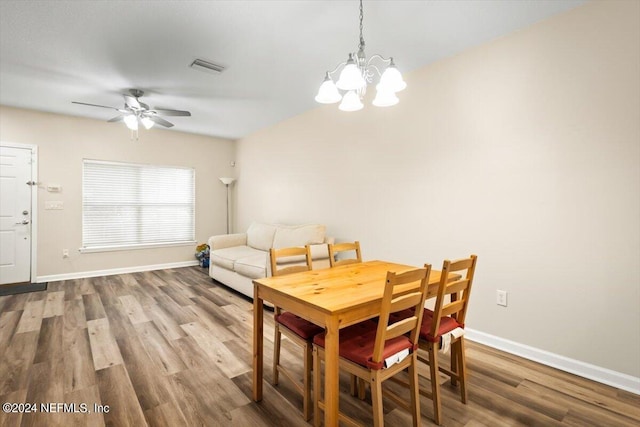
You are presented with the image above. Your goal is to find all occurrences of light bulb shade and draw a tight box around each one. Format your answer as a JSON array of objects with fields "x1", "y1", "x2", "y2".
[
  {"x1": 123, "y1": 114, "x2": 138, "y2": 130},
  {"x1": 372, "y1": 84, "x2": 399, "y2": 107},
  {"x1": 315, "y1": 76, "x2": 342, "y2": 104},
  {"x1": 338, "y1": 90, "x2": 364, "y2": 112},
  {"x1": 336, "y1": 55, "x2": 366, "y2": 91},
  {"x1": 379, "y1": 64, "x2": 406, "y2": 92},
  {"x1": 140, "y1": 116, "x2": 154, "y2": 129},
  {"x1": 219, "y1": 177, "x2": 235, "y2": 185}
]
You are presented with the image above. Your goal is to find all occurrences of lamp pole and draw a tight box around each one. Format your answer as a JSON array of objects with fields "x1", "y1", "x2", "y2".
[{"x1": 219, "y1": 177, "x2": 235, "y2": 234}]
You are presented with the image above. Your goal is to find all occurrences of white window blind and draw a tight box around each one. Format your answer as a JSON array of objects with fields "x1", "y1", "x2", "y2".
[{"x1": 82, "y1": 160, "x2": 195, "y2": 251}]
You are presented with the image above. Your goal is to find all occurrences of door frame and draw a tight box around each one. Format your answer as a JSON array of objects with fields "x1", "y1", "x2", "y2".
[{"x1": 1, "y1": 141, "x2": 38, "y2": 283}]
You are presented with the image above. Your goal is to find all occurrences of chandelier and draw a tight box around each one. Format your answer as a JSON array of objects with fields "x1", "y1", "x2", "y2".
[{"x1": 315, "y1": 0, "x2": 406, "y2": 111}]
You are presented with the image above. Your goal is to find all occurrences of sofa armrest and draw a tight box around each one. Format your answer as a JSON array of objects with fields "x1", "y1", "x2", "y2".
[{"x1": 208, "y1": 233, "x2": 248, "y2": 251}]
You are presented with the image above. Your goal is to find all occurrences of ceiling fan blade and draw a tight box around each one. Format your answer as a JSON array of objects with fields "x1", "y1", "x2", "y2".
[
  {"x1": 72, "y1": 101, "x2": 121, "y2": 111},
  {"x1": 149, "y1": 116, "x2": 174, "y2": 128},
  {"x1": 152, "y1": 108, "x2": 191, "y2": 117},
  {"x1": 107, "y1": 114, "x2": 125, "y2": 123},
  {"x1": 124, "y1": 95, "x2": 140, "y2": 109}
]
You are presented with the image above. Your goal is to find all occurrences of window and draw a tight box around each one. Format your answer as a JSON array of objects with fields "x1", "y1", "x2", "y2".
[{"x1": 82, "y1": 159, "x2": 195, "y2": 251}]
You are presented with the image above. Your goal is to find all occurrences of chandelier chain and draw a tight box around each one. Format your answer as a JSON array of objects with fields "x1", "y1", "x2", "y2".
[{"x1": 358, "y1": 0, "x2": 365, "y2": 52}]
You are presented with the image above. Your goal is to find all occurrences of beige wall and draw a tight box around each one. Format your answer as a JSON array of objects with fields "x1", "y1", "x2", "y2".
[
  {"x1": 236, "y1": 1, "x2": 640, "y2": 377},
  {"x1": 0, "y1": 106, "x2": 235, "y2": 277}
]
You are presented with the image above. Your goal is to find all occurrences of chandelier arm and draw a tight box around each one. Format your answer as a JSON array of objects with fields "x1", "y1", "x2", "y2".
[
  {"x1": 326, "y1": 58, "x2": 351, "y2": 79},
  {"x1": 367, "y1": 64, "x2": 384, "y2": 78},
  {"x1": 366, "y1": 54, "x2": 393, "y2": 66}
]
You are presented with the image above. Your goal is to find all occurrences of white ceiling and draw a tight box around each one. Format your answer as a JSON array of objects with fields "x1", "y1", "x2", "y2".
[{"x1": 0, "y1": 0, "x2": 585, "y2": 140}]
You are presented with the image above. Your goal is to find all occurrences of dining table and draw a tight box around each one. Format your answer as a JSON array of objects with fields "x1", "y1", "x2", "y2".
[{"x1": 252, "y1": 259, "x2": 459, "y2": 427}]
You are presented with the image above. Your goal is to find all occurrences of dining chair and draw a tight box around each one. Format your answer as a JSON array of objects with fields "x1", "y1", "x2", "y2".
[
  {"x1": 270, "y1": 245, "x2": 324, "y2": 421},
  {"x1": 328, "y1": 240, "x2": 365, "y2": 397},
  {"x1": 312, "y1": 265, "x2": 432, "y2": 427},
  {"x1": 328, "y1": 241, "x2": 362, "y2": 267},
  {"x1": 417, "y1": 254, "x2": 478, "y2": 425}
]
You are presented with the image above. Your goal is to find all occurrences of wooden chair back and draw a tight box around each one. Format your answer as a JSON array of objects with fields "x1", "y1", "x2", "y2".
[
  {"x1": 429, "y1": 255, "x2": 478, "y2": 335},
  {"x1": 269, "y1": 246, "x2": 312, "y2": 277},
  {"x1": 328, "y1": 241, "x2": 362, "y2": 268},
  {"x1": 372, "y1": 265, "x2": 431, "y2": 366},
  {"x1": 270, "y1": 244, "x2": 316, "y2": 421}
]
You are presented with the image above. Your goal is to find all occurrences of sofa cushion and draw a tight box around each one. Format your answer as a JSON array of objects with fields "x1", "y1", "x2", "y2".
[
  {"x1": 273, "y1": 224, "x2": 326, "y2": 249},
  {"x1": 234, "y1": 253, "x2": 268, "y2": 279},
  {"x1": 210, "y1": 245, "x2": 264, "y2": 271},
  {"x1": 309, "y1": 243, "x2": 330, "y2": 260},
  {"x1": 247, "y1": 222, "x2": 277, "y2": 251}
]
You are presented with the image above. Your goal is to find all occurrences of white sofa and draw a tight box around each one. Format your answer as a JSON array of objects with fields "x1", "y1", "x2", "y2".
[{"x1": 208, "y1": 222, "x2": 333, "y2": 300}]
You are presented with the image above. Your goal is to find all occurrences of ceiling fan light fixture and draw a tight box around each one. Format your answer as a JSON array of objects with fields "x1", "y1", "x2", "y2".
[
  {"x1": 190, "y1": 58, "x2": 226, "y2": 74},
  {"x1": 141, "y1": 116, "x2": 155, "y2": 129},
  {"x1": 123, "y1": 114, "x2": 138, "y2": 130}
]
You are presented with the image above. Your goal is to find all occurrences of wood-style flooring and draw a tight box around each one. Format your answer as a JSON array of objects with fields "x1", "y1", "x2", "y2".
[{"x1": 0, "y1": 267, "x2": 638, "y2": 426}]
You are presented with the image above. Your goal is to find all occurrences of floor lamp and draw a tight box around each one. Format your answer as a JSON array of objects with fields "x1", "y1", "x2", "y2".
[{"x1": 219, "y1": 177, "x2": 235, "y2": 234}]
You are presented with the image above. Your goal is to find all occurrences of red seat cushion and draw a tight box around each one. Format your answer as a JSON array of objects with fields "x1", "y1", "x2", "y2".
[
  {"x1": 275, "y1": 312, "x2": 324, "y2": 340},
  {"x1": 419, "y1": 309, "x2": 463, "y2": 343},
  {"x1": 313, "y1": 320, "x2": 414, "y2": 370}
]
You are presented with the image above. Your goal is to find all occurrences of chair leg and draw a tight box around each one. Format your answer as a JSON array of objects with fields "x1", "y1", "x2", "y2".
[
  {"x1": 313, "y1": 346, "x2": 322, "y2": 427},
  {"x1": 408, "y1": 353, "x2": 421, "y2": 427},
  {"x1": 358, "y1": 378, "x2": 366, "y2": 400},
  {"x1": 371, "y1": 373, "x2": 384, "y2": 427},
  {"x1": 350, "y1": 376, "x2": 366, "y2": 399},
  {"x1": 450, "y1": 343, "x2": 458, "y2": 387},
  {"x1": 350, "y1": 374, "x2": 357, "y2": 396},
  {"x1": 273, "y1": 324, "x2": 281, "y2": 385},
  {"x1": 429, "y1": 342, "x2": 443, "y2": 425},
  {"x1": 456, "y1": 338, "x2": 468, "y2": 404},
  {"x1": 303, "y1": 343, "x2": 312, "y2": 421}
]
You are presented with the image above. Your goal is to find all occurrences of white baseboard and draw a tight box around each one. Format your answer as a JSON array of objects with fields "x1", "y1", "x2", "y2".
[
  {"x1": 36, "y1": 260, "x2": 199, "y2": 283},
  {"x1": 465, "y1": 328, "x2": 640, "y2": 395}
]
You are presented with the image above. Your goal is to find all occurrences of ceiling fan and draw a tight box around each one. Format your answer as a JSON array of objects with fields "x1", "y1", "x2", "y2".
[{"x1": 72, "y1": 89, "x2": 191, "y2": 131}]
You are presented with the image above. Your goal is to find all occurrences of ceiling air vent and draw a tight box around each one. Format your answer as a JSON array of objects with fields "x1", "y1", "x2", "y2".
[{"x1": 190, "y1": 59, "x2": 226, "y2": 74}]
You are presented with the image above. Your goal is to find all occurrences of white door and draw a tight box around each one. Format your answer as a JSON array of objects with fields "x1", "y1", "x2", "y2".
[{"x1": 0, "y1": 146, "x2": 33, "y2": 285}]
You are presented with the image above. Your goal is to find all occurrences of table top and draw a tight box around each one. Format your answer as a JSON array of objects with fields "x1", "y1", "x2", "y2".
[{"x1": 253, "y1": 260, "x2": 450, "y2": 317}]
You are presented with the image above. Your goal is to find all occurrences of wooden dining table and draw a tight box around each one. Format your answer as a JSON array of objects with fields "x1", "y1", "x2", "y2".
[{"x1": 252, "y1": 260, "x2": 457, "y2": 427}]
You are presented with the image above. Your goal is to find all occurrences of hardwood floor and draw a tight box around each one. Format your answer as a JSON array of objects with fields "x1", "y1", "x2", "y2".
[{"x1": 0, "y1": 267, "x2": 638, "y2": 426}]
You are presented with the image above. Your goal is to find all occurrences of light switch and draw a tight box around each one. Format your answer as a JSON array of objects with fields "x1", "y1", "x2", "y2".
[{"x1": 45, "y1": 201, "x2": 63, "y2": 210}]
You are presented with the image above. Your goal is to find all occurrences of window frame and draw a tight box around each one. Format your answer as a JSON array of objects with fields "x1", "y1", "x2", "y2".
[{"x1": 80, "y1": 159, "x2": 196, "y2": 253}]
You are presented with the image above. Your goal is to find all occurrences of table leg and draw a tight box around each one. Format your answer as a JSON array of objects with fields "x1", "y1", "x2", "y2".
[
  {"x1": 253, "y1": 285, "x2": 264, "y2": 401},
  {"x1": 324, "y1": 316, "x2": 339, "y2": 426}
]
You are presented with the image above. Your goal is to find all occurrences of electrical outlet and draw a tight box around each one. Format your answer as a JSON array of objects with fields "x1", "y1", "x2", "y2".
[
  {"x1": 62, "y1": 249, "x2": 69, "y2": 258},
  {"x1": 496, "y1": 290, "x2": 508, "y2": 307}
]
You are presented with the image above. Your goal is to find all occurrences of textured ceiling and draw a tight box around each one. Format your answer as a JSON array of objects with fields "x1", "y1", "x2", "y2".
[{"x1": 0, "y1": 0, "x2": 585, "y2": 140}]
